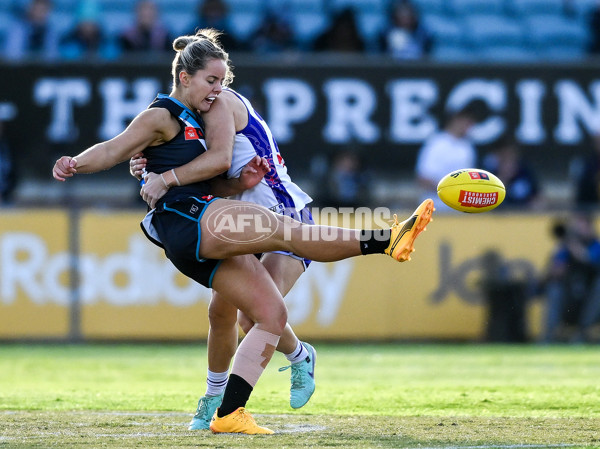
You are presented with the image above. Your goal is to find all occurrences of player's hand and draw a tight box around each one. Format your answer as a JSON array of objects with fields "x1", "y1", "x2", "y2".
[
  {"x1": 52, "y1": 156, "x2": 78, "y2": 181},
  {"x1": 130, "y1": 152, "x2": 147, "y2": 181},
  {"x1": 238, "y1": 156, "x2": 269, "y2": 191},
  {"x1": 140, "y1": 172, "x2": 168, "y2": 209}
]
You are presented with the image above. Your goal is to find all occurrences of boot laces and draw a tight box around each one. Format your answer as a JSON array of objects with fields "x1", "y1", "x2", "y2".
[{"x1": 279, "y1": 363, "x2": 305, "y2": 388}]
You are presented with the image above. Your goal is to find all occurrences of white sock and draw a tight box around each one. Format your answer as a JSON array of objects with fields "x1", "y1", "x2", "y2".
[
  {"x1": 205, "y1": 369, "x2": 228, "y2": 397},
  {"x1": 285, "y1": 340, "x2": 309, "y2": 365}
]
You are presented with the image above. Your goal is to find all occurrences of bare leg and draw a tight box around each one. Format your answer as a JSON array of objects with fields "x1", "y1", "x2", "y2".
[
  {"x1": 207, "y1": 255, "x2": 287, "y2": 429},
  {"x1": 199, "y1": 199, "x2": 434, "y2": 263},
  {"x1": 211, "y1": 255, "x2": 287, "y2": 335},
  {"x1": 238, "y1": 253, "x2": 305, "y2": 354},
  {"x1": 202, "y1": 254, "x2": 304, "y2": 399},
  {"x1": 199, "y1": 200, "x2": 362, "y2": 261},
  {"x1": 207, "y1": 294, "x2": 238, "y2": 372}
]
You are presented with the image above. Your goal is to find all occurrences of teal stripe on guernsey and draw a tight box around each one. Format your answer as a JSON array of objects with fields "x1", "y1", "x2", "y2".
[{"x1": 156, "y1": 94, "x2": 204, "y2": 130}]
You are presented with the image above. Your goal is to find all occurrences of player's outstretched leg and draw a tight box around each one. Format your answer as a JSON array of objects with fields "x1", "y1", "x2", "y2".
[
  {"x1": 279, "y1": 342, "x2": 316, "y2": 409},
  {"x1": 189, "y1": 394, "x2": 224, "y2": 430},
  {"x1": 384, "y1": 199, "x2": 434, "y2": 262},
  {"x1": 199, "y1": 198, "x2": 435, "y2": 264}
]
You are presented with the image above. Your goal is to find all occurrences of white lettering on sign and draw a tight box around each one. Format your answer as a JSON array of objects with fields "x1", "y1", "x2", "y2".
[
  {"x1": 34, "y1": 78, "x2": 91, "y2": 142},
  {"x1": 555, "y1": 79, "x2": 600, "y2": 143},
  {"x1": 98, "y1": 78, "x2": 161, "y2": 140},
  {"x1": 285, "y1": 259, "x2": 353, "y2": 326},
  {"x1": 0, "y1": 232, "x2": 354, "y2": 327},
  {"x1": 388, "y1": 79, "x2": 438, "y2": 143},
  {"x1": 29, "y1": 75, "x2": 600, "y2": 148},
  {"x1": 323, "y1": 79, "x2": 380, "y2": 143},
  {"x1": 262, "y1": 78, "x2": 316, "y2": 143},
  {"x1": 0, "y1": 233, "x2": 209, "y2": 307}
]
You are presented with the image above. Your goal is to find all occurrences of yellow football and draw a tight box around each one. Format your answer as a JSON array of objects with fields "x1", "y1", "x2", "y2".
[{"x1": 437, "y1": 168, "x2": 505, "y2": 213}]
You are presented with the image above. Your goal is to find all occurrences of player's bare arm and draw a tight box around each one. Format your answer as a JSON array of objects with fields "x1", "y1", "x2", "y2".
[
  {"x1": 209, "y1": 155, "x2": 270, "y2": 197},
  {"x1": 53, "y1": 109, "x2": 175, "y2": 181}
]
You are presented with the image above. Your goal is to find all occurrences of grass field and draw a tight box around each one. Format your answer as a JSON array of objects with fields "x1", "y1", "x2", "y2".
[{"x1": 1, "y1": 343, "x2": 599, "y2": 448}]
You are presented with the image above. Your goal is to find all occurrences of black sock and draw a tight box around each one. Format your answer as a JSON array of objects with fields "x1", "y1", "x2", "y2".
[
  {"x1": 359, "y1": 229, "x2": 391, "y2": 255},
  {"x1": 217, "y1": 374, "x2": 253, "y2": 417}
]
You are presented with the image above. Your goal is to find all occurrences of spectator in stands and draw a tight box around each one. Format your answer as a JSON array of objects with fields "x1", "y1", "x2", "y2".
[
  {"x1": 588, "y1": 1, "x2": 600, "y2": 54},
  {"x1": 0, "y1": 120, "x2": 17, "y2": 205},
  {"x1": 119, "y1": 0, "x2": 171, "y2": 54},
  {"x1": 250, "y1": 11, "x2": 295, "y2": 54},
  {"x1": 325, "y1": 151, "x2": 373, "y2": 208},
  {"x1": 4, "y1": 0, "x2": 61, "y2": 61},
  {"x1": 313, "y1": 8, "x2": 365, "y2": 53},
  {"x1": 59, "y1": 0, "x2": 119, "y2": 61},
  {"x1": 482, "y1": 134, "x2": 542, "y2": 209},
  {"x1": 572, "y1": 131, "x2": 600, "y2": 209},
  {"x1": 415, "y1": 102, "x2": 485, "y2": 212},
  {"x1": 541, "y1": 215, "x2": 600, "y2": 343},
  {"x1": 189, "y1": 0, "x2": 242, "y2": 52},
  {"x1": 379, "y1": 0, "x2": 431, "y2": 59}
]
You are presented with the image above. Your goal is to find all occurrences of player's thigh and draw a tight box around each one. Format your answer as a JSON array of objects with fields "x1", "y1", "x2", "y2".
[
  {"x1": 199, "y1": 199, "x2": 300, "y2": 259},
  {"x1": 238, "y1": 253, "x2": 305, "y2": 331},
  {"x1": 211, "y1": 254, "x2": 287, "y2": 332}
]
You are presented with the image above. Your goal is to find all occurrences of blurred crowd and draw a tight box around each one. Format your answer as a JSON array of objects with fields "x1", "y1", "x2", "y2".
[
  {"x1": 0, "y1": 0, "x2": 434, "y2": 61},
  {"x1": 1, "y1": 0, "x2": 599, "y2": 62}
]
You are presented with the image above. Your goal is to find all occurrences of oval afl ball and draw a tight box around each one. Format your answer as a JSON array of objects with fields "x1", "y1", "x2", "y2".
[{"x1": 437, "y1": 168, "x2": 505, "y2": 213}]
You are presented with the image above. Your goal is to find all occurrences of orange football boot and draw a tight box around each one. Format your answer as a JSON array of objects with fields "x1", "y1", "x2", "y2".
[
  {"x1": 384, "y1": 199, "x2": 434, "y2": 262},
  {"x1": 210, "y1": 407, "x2": 274, "y2": 435}
]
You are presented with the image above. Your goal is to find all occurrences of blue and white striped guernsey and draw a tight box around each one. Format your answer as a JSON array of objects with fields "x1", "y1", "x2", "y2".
[{"x1": 225, "y1": 88, "x2": 312, "y2": 215}]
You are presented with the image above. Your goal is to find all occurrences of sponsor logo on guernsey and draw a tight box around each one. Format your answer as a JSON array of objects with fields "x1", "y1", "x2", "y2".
[
  {"x1": 185, "y1": 127, "x2": 200, "y2": 140},
  {"x1": 459, "y1": 190, "x2": 498, "y2": 208}
]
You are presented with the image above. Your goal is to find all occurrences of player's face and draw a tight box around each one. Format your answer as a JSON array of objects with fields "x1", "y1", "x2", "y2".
[{"x1": 187, "y1": 58, "x2": 227, "y2": 112}]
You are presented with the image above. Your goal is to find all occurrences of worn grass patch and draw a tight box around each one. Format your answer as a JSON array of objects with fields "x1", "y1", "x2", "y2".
[
  {"x1": 1, "y1": 412, "x2": 598, "y2": 448},
  {"x1": 0, "y1": 343, "x2": 599, "y2": 448}
]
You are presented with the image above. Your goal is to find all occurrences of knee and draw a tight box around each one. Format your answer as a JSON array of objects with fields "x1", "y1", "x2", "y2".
[
  {"x1": 208, "y1": 300, "x2": 237, "y2": 328},
  {"x1": 254, "y1": 301, "x2": 287, "y2": 335}
]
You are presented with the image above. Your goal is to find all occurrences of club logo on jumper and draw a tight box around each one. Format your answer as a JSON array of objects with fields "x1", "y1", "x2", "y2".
[
  {"x1": 468, "y1": 171, "x2": 490, "y2": 180},
  {"x1": 184, "y1": 127, "x2": 201, "y2": 140},
  {"x1": 458, "y1": 190, "x2": 498, "y2": 208}
]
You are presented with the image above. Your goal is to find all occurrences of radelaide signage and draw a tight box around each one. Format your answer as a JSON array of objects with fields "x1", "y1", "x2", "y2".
[
  {"x1": 0, "y1": 210, "x2": 71, "y2": 338},
  {"x1": 0, "y1": 209, "x2": 552, "y2": 341}
]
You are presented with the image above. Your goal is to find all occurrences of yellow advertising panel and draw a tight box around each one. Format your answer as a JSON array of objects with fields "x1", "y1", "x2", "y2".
[
  {"x1": 79, "y1": 211, "x2": 212, "y2": 339},
  {"x1": 0, "y1": 209, "x2": 70, "y2": 338},
  {"x1": 77, "y1": 210, "x2": 554, "y2": 341},
  {"x1": 0, "y1": 208, "x2": 557, "y2": 340},
  {"x1": 286, "y1": 213, "x2": 552, "y2": 340}
]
